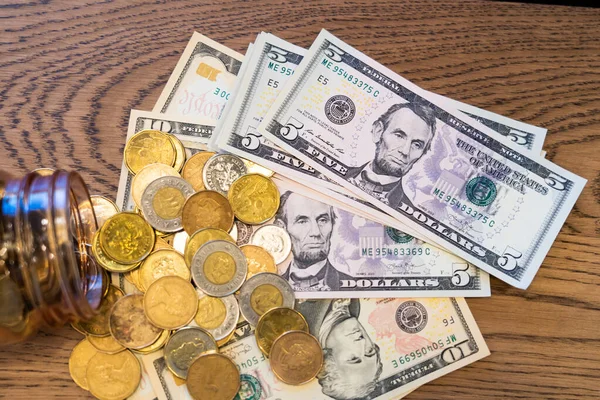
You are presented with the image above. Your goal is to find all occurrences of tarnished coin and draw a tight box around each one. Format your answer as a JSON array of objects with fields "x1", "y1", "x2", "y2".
[
  {"x1": 181, "y1": 151, "x2": 216, "y2": 191},
  {"x1": 69, "y1": 339, "x2": 99, "y2": 390},
  {"x1": 99, "y1": 212, "x2": 155, "y2": 265},
  {"x1": 91, "y1": 195, "x2": 120, "y2": 228},
  {"x1": 256, "y1": 307, "x2": 308, "y2": 356},
  {"x1": 202, "y1": 154, "x2": 247, "y2": 196},
  {"x1": 139, "y1": 249, "x2": 190, "y2": 291},
  {"x1": 92, "y1": 231, "x2": 140, "y2": 273},
  {"x1": 250, "y1": 225, "x2": 292, "y2": 265},
  {"x1": 131, "y1": 329, "x2": 171, "y2": 355},
  {"x1": 228, "y1": 174, "x2": 280, "y2": 224},
  {"x1": 87, "y1": 334, "x2": 126, "y2": 355},
  {"x1": 184, "y1": 228, "x2": 235, "y2": 267},
  {"x1": 124, "y1": 130, "x2": 176, "y2": 174},
  {"x1": 169, "y1": 134, "x2": 187, "y2": 172},
  {"x1": 144, "y1": 276, "x2": 198, "y2": 329},
  {"x1": 164, "y1": 326, "x2": 218, "y2": 379},
  {"x1": 193, "y1": 291, "x2": 239, "y2": 341},
  {"x1": 86, "y1": 350, "x2": 141, "y2": 400},
  {"x1": 141, "y1": 176, "x2": 194, "y2": 232},
  {"x1": 269, "y1": 330, "x2": 323, "y2": 385},
  {"x1": 181, "y1": 191, "x2": 234, "y2": 235},
  {"x1": 72, "y1": 285, "x2": 124, "y2": 337},
  {"x1": 239, "y1": 273, "x2": 295, "y2": 326},
  {"x1": 109, "y1": 294, "x2": 162, "y2": 349},
  {"x1": 240, "y1": 244, "x2": 277, "y2": 279},
  {"x1": 242, "y1": 158, "x2": 274, "y2": 177},
  {"x1": 131, "y1": 163, "x2": 180, "y2": 210},
  {"x1": 187, "y1": 353, "x2": 240, "y2": 400},
  {"x1": 191, "y1": 240, "x2": 247, "y2": 297}
]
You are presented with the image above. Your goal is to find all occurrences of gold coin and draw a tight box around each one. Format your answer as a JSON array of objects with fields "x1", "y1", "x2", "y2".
[
  {"x1": 154, "y1": 236, "x2": 172, "y2": 251},
  {"x1": 250, "y1": 284, "x2": 283, "y2": 316},
  {"x1": 242, "y1": 158, "x2": 274, "y2": 177},
  {"x1": 269, "y1": 330, "x2": 323, "y2": 385},
  {"x1": 256, "y1": 307, "x2": 308, "y2": 356},
  {"x1": 125, "y1": 268, "x2": 145, "y2": 293},
  {"x1": 131, "y1": 163, "x2": 180, "y2": 210},
  {"x1": 181, "y1": 191, "x2": 234, "y2": 235},
  {"x1": 86, "y1": 350, "x2": 141, "y2": 400},
  {"x1": 240, "y1": 244, "x2": 277, "y2": 279},
  {"x1": 184, "y1": 228, "x2": 234, "y2": 267},
  {"x1": 72, "y1": 285, "x2": 124, "y2": 337},
  {"x1": 132, "y1": 329, "x2": 171, "y2": 355},
  {"x1": 204, "y1": 252, "x2": 236, "y2": 284},
  {"x1": 139, "y1": 249, "x2": 190, "y2": 291},
  {"x1": 187, "y1": 353, "x2": 240, "y2": 400},
  {"x1": 216, "y1": 329, "x2": 236, "y2": 348},
  {"x1": 91, "y1": 195, "x2": 120, "y2": 229},
  {"x1": 143, "y1": 276, "x2": 198, "y2": 329},
  {"x1": 88, "y1": 334, "x2": 126, "y2": 354},
  {"x1": 99, "y1": 212, "x2": 155, "y2": 265},
  {"x1": 169, "y1": 134, "x2": 187, "y2": 172},
  {"x1": 181, "y1": 151, "x2": 216, "y2": 191},
  {"x1": 124, "y1": 129, "x2": 176, "y2": 175},
  {"x1": 228, "y1": 174, "x2": 280, "y2": 224},
  {"x1": 69, "y1": 338, "x2": 99, "y2": 391},
  {"x1": 92, "y1": 231, "x2": 140, "y2": 273},
  {"x1": 195, "y1": 295, "x2": 227, "y2": 330},
  {"x1": 109, "y1": 294, "x2": 162, "y2": 349}
]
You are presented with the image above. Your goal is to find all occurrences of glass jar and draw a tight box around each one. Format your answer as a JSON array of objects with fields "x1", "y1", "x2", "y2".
[{"x1": 0, "y1": 170, "x2": 103, "y2": 344}]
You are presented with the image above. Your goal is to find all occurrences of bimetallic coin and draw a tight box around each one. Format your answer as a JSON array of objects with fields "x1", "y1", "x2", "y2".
[
  {"x1": 131, "y1": 329, "x2": 171, "y2": 355},
  {"x1": 242, "y1": 158, "x2": 274, "y2": 177},
  {"x1": 92, "y1": 231, "x2": 140, "y2": 273},
  {"x1": 256, "y1": 307, "x2": 308, "y2": 356},
  {"x1": 184, "y1": 228, "x2": 234, "y2": 267},
  {"x1": 228, "y1": 174, "x2": 280, "y2": 224},
  {"x1": 202, "y1": 154, "x2": 247, "y2": 196},
  {"x1": 191, "y1": 240, "x2": 247, "y2": 297},
  {"x1": 193, "y1": 291, "x2": 239, "y2": 341},
  {"x1": 86, "y1": 350, "x2": 141, "y2": 400},
  {"x1": 164, "y1": 326, "x2": 218, "y2": 379},
  {"x1": 109, "y1": 294, "x2": 162, "y2": 349},
  {"x1": 72, "y1": 285, "x2": 124, "y2": 337},
  {"x1": 181, "y1": 151, "x2": 216, "y2": 191},
  {"x1": 187, "y1": 353, "x2": 240, "y2": 400},
  {"x1": 131, "y1": 163, "x2": 180, "y2": 210},
  {"x1": 181, "y1": 191, "x2": 234, "y2": 235},
  {"x1": 69, "y1": 339, "x2": 99, "y2": 390},
  {"x1": 99, "y1": 212, "x2": 155, "y2": 265},
  {"x1": 144, "y1": 276, "x2": 198, "y2": 329},
  {"x1": 169, "y1": 134, "x2": 187, "y2": 172},
  {"x1": 269, "y1": 330, "x2": 323, "y2": 385},
  {"x1": 239, "y1": 273, "x2": 294, "y2": 326},
  {"x1": 91, "y1": 195, "x2": 120, "y2": 229},
  {"x1": 139, "y1": 249, "x2": 190, "y2": 291},
  {"x1": 250, "y1": 225, "x2": 292, "y2": 265},
  {"x1": 87, "y1": 334, "x2": 126, "y2": 355},
  {"x1": 141, "y1": 176, "x2": 194, "y2": 233},
  {"x1": 240, "y1": 244, "x2": 277, "y2": 279},
  {"x1": 124, "y1": 130, "x2": 176, "y2": 175}
]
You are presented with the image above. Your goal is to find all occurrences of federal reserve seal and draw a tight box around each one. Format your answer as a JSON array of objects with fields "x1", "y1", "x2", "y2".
[
  {"x1": 324, "y1": 95, "x2": 356, "y2": 125},
  {"x1": 385, "y1": 226, "x2": 414, "y2": 244},
  {"x1": 466, "y1": 176, "x2": 497, "y2": 207},
  {"x1": 234, "y1": 374, "x2": 262, "y2": 400},
  {"x1": 395, "y1": 301, "x2": 428, "y2": 334}
]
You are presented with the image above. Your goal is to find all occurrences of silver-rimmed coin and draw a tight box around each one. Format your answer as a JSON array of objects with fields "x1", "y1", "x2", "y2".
[
  {"x1": 191, "y1": 240, "x2": 247, "y2": 297},
  {"x1": 202, "y1": 154, "x2": 247, "y2": 196},
  {"x1": 191, "y1": 290, "x2": 239, "y2": 342},
  {"x1": 238, "y1": 273, "x2": 295, "y2": 326},
  {"x1": 141, "y1": 176, "x2": 194, "y2": 232},
  {"x1": 249, "y1": 225, "x2": 292, "y2": 264},
  {"x1": 163, "y1": 326, "x2": 218, "y2": 379}
]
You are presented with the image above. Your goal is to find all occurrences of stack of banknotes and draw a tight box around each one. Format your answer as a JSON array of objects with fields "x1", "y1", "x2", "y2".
[{"x1": 114, "y1": 30, "x2": 585, "y2": 399}]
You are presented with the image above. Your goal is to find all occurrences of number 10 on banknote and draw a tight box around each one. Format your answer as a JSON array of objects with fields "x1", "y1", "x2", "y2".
[{"x1": 258, "y1": 29, "x2": 586, "y2": 289}]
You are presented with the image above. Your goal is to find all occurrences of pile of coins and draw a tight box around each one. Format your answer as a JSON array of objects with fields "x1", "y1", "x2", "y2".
[{"x1": 68, "y1": 130, "x2": 324, "y2": 400}]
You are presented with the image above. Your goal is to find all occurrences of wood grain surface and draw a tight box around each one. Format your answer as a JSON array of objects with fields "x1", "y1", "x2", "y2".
[{"x1": 1, "y1": 0, "x2": 599, "y2": 399}]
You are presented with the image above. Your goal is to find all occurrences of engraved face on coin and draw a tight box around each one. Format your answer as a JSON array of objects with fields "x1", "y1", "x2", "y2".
[
  {"x1": 164, "y1": 326, "x2": 218, "y2": 379},
  {"x1": 169, "y1": 134, "x2": 187, "y2": 172},
  {"x1": 86, "y1": 350, "x2": 141, "y2": 400},
  {"x1": 139, "y1": 249, "x2": 190, "y2": 291},
  {"x1": 131, "y1": 163, "x2": 180, "y2": 210},
  {"x1": 141, "y1": 176, "x2": 194, "y2": 232},
  {"x1": 181, "y1": 151, "x2": 216, "y2": 191},
  {"x1": 228, "y1": 174, "x2": 280, "y2": 224},
  {"x1": 109, "y1": 294, "x2": 162, "y2": 349},
  {"x1": 187, "y1": 353, "x2": 240, "y2": 400},
  {"x1": 184, "y1": 228, "x2": 235, "y2": 267},
  {"x1": 99, "y1": 212, "x2": 155, "y2": 265},
  {"x1": 256, "y1": 307, "x2": 308, "y2": 356},
  {"x1": 181, "y1": 191, "x2": 234, "y2": 235},
  {"x1": 91, "y1": 195, "x2": 120, "y2": 229},
  {"x1": 250, "y1": 225, "x2": 292, "y2": 264},
  {"x1": 202, "y1": 154, "x2": 247, "y2": 196},
  {"x1": 240, "y1": 244, "x2": 277, "y2": 279},
  {"x1": 131, "y1": 329, "x2": 171, "y2": 355},
  {"x1": 193, "y1": 291, "x2": 239, "y2": 341},
  {"x1": 69, "y1": 339, "x2": 98, "y2": 390},
  {"x1": 92, "y1": 231, "x2": 140, "y2": 273},
  {"x1": 239, "y1": 273, "x2": 295, "y2": 326},
  {"x1": 191, "y1": 240, "x2": 247, "y2": 297},
  {"x1": 87, "y1": 334, "x2": 126, "y2": 355},
  {"x1": 72, "y1": 285, "x2": 124, "y2": 337},
  {"x1": 143, "y1": 276, "x2": 198, "y2": 329},
  {"x1": 124, "y1": 130, "x2": 176, "y2": 174},
  {"x1": 269, "y1": 330, "x2": 323, "y2": 385}
]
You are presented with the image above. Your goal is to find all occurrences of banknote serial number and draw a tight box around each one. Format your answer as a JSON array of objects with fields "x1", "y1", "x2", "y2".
[
  {"x1": 433, "y1": 188, "x2": 495, "y2": 227},
  {"x1": 362, "y1": 247, "x2": 431, "y2": 257},
  {"x1": 320, "y1": 58, "x2": 380, "y2": 97},
  {"x1": 392, "y1": 334, "x2": 458, "y2": 367}
]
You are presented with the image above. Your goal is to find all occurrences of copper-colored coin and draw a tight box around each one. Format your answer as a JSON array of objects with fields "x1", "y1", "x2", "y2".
[
  {"x1": 240, "y1": 244, "x2": 277, "y2": 279},
  {"x1": 169, "y1": 134, "x2": 187, "y2": 172},
  {"x1": 91, "y1": 195, "x2": 120, "y2": 229},
  {"x1": 182, "y1": 151, "x2": 216, "y2": 191},
  {"x1": 72, "y1": 285, "x2": 124, "y2": 337},
  {"x1": 269, "y1": 330, "x2": 323, "y2": 385},
  {"x1": 131, "y1": 163, "x2": 180, "y2": 210},
  {"x1": 181, "y1": 191, "x2": 234, "y2": 235},
  {"x1": 99, "y1": 212, "x2": 155, "y2": 265},
  {"x1": 109, "y1": 294, "x2": 162, "y2": 349},
  {"x1": 228, "y1": 174, "x2": 280, "y2": 224},
  {"x1": 256, "y1": 307, "x2": 308, "y2": 356},
  {"x1": 69, "y1": 338, "x2": 99, "y2": 390},
  {"x1": 187, "y1": 353, "x2": 240, "y2": 400},
  {"x1": 86, "y1": 350, "x2": 141, "y2": 400},
  {"x1": 143, "y1": 276, "x2": 198, "y2": 329},
  {"x1": 124, "y1": 129, "x2": 176, "y2": 175},
  {"x1": 184, "y1": 228, "x2": 234, "y2": 267}
]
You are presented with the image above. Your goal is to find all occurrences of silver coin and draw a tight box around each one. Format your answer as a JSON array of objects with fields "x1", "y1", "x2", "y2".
[
  {"x1": 191, "y1": 240, "x2": 247, "y2": 297},
  {"x1": 163, "y1": 326, "x2": 218, "y2": 379},
  {"x1": 202, "y1": 154, "x2": 247, "y2": 196},
  {"x1": 238, "y1": 273, "x2": 295, "y2": 326},
  {"x1": 191, "y1": 289, "x2": 239, "y2": 341},
  {"x1": 234, "y1": 220, "x2": 254, "y2": 246},
  {"x1": 249, "y1": 225, "x2": 292, "y2": 264},
  {"x1": 141, "y1": 176, "x2": 194, "y2": 232}
]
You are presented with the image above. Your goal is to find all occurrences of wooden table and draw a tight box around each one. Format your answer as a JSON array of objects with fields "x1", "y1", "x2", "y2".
[{"x1": 1, "y1": 1, "x2": 599, "y2": 399}]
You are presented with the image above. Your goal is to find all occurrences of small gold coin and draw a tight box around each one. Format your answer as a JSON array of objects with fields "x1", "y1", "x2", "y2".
[
  {"x1": 86, "y1": 350, "x2": 141, "y2": 400},
  {"x1": 72, "y1": 285, "x2": 124, "y2": 337},
  {"x1": 256, "y1": 307, "x2": 308, "y2": 356},
  {"x1": 91, "y1": 195, "x2": 120, "y2": 229},
  {"x1": 132, "y1": 329, "x2": 171, "y2": 355},
  {"x1": 228, "y1": 174, "x2": 280, "y2": 225},
  {"x1": 99, "y1": 212, "x2": 155, "y2": 265},
  {"x1": 181, "y1": 151, "x2": 216, "y2": 191},
  {"x1": 87, "y1": 334, "x2": 126, "y2": 354},
  {"x1": 131, "y1": 163, "x2": 180, "y2": 210},
  {"x1": 144, "y1": 276, "x2": 198, "y2": 329},
  {"x1": 169, "y1": 134, "x2": 187, "y2": 172},
  {"x1": 181, "y1": 191, "x2": 234, "y2": 235},
  {"x1": 195, "y1": 295, "x2": 227, "y2": 329},
  {"x1": 124, "y1": 130, "x2": 176, "y2": 175},
  {"x1": 69, "y1": 338, "x2": 99, "y2": 390},
  {"x1": 269, "y1": 330, "x2": 323, "y2": 385},
  {"x1": 242, "y1": 158, "x2": 275, "y2": 177},
  {"x1": 187, "y1": 353, "x2": 240, "y2": 400},
  {"x1": 139, "y1": 249, "x2": 190, "y2": 291},
  {"x1": 92, "y1": 231, "x2": 140, "y2": 273},
  {"x1": 240, "y1": 244, "x2": 277, "y2": 279},
  {"x1": 109, "y1": 294, "x2": 162, "y2": 349},
  {"x1": 184, "y1": 228, "x2": 234, "y2": 267}
]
